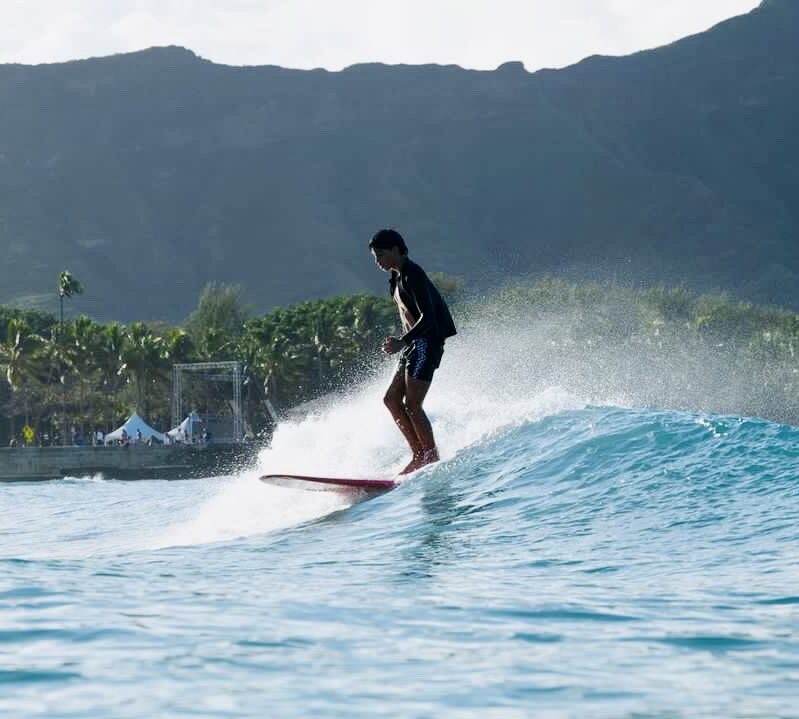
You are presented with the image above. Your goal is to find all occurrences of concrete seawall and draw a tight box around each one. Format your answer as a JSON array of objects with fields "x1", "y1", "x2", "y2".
[{"x1": 0, "y1": 444, "x2": 258, "y2": 481}]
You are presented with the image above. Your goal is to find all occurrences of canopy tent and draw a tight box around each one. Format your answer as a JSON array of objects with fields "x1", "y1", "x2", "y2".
[
  {"x1": 105, "y1": 412, "x2": 166, "y2": 444},
  {"x1": 167, "y1": 411, "x2": 203, "y2": 442}
]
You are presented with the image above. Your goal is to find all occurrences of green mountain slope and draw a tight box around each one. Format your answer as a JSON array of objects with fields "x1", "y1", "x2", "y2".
[{"x1": 0, "y1": 0, "x2": 796, "y2": 321}]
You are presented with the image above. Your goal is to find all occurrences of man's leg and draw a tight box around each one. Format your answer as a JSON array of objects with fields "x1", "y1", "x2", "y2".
[
  {"x1": 383, "y1": 369, "x2": 423, "y2": 460},
  {"x1": 402, "y1": 376, "x2": 439, "y2": 472}
]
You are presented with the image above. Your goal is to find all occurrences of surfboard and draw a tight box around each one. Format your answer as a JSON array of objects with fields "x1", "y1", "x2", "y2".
[{"x1": 260, "y1": 474, "x2": 399, "y2": 492}]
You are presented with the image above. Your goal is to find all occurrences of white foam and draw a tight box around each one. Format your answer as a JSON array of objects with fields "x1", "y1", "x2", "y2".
[
  {"x1": 61, "y1": 472, "x2": 107, "y2": 482},
  {"x1": 151, "y1": 469, "x2": 354, "y2": 548},
  {"x1": 152, "y1": 318, "x2": 587, "y2": 548}
]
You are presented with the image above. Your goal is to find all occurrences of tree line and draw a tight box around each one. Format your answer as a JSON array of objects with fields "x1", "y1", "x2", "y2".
[
  {"x1": 3, "y1": 274, "x2": 799, "y2": 447},
  {"x1": 474, "y1": 279, "x2": 799, "y2": 425},
  {"x1": 0, "y1": 283, "x2": 397, "y2": 446}
]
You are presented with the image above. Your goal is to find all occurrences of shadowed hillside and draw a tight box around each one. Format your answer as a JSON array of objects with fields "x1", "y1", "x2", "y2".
[{"x1": 0, "y1": 0, "x2": 796, "y2": 321}]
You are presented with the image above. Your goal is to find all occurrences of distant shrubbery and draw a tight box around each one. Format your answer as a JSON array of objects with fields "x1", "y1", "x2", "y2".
[
  {"x1": 474, "y1": 278, "x2": 799, "y2": 424},
  {"x1": 487, "y1": 279, "x2": 799, "y2": 352},
  {"x1": 0, "y1": 290, "x2": 396, "y2": 445},
  {"x1": 3, "y1": 278, "x2": 799, "y2": 447}
]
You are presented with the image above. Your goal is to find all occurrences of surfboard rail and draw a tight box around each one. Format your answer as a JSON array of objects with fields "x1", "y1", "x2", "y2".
[{"x1": 259, "y1": 474, "x2": 399, "y2": 491}]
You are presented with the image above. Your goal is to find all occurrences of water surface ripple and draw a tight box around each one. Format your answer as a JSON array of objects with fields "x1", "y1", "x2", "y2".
[{"x1": 2, "y1": 405, "x2": 798, "y2": 717}]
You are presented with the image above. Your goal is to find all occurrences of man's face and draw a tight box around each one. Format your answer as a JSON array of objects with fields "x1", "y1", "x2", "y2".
[{"x1": 372, "y1": 246, "x2": 402, "y2": 272}]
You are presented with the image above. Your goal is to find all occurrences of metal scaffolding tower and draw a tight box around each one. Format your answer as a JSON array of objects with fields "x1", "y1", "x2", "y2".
[{"x1": 171, "y1": 361, "x2": 243, "y2": 443}]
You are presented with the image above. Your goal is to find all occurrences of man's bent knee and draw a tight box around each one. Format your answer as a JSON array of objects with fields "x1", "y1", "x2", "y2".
[{"x1": 384, "y1": 392, "x2": 404, "y2": 412}]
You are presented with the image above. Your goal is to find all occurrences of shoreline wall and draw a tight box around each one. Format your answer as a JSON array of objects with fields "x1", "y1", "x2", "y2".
[{"x1": 0, "y1": 444, "x2": 257, "y2": 481}]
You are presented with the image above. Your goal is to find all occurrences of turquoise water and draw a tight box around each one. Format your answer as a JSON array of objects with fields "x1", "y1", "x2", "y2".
[{"x1": 2, "y1": 365, "x2": 799, "y2": 716}]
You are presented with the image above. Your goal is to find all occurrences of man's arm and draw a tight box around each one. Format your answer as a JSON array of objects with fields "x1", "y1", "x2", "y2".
[{"x1": 400, "y1": 267, "x2": 437, "y2": 345}]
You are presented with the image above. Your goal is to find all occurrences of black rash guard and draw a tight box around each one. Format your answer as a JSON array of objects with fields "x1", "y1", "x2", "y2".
[{"x1": 389, "y1": 258, "x2": 457, "y2": 345}]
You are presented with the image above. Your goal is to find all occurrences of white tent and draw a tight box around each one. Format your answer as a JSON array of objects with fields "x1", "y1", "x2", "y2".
[
  {"x1": 167, "y1": 411, "x2": 203, "y2": 443},
  {"x1": 105, "y1": 412, "x2": 166, "y2": 444}
]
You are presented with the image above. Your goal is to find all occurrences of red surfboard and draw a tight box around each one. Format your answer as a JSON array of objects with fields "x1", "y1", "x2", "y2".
[{"x1": 260, "y1": 474, "x2": 399, "y2": 492}]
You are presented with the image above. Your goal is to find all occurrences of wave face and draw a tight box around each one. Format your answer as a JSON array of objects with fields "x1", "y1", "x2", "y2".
[{"x1": 2, "y1": 358, "x2": 799, "y2": 716}]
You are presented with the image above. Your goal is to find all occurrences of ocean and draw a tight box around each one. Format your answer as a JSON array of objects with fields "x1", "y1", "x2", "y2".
[{"x1": 2, "y1": 329, "x2": 798, "y2": 718}]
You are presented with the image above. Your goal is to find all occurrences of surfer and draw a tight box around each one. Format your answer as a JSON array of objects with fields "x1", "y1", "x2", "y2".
[{"x1": 369, "y1": 229, "x2": 457, "y2": 474}]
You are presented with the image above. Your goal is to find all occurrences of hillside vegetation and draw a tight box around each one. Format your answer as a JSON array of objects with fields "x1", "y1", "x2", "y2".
[
  {"x1": 0, "y1": 1, "x2": 796, "y2": 321},
  {"x1": 3, "y1": 279, "x2": 799, "y2": 446}
]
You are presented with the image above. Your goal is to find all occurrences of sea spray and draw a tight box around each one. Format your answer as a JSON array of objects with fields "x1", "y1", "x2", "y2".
[
  {"x1": 154, "y1": 284, "x2": 799, "y2": 547},
  {"x1": 153, "y1": 317, "x2": 590, "y2": 547}
]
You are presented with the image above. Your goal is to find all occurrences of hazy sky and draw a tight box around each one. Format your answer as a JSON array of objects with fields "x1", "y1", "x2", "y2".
[{"x1": 0, "y1": 0, "x2": 761, "y2": 71}]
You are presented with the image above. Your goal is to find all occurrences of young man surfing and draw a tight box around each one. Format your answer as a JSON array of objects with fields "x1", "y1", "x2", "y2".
[{"x1": 369, "y1": 229, "x2": 457, "y2": 474}]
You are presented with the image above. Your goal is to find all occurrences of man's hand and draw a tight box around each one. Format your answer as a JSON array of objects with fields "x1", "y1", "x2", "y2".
[{"x1": 382, "y1": 336, "x2": 405, "y2": 355}]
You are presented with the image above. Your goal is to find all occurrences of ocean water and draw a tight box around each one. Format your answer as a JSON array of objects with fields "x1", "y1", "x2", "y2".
[{"x1": 2, "y1": 335, "x2": 799, "y2": 717}]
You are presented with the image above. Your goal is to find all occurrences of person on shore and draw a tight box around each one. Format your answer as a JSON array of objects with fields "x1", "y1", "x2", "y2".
[{"x1": 369, "y1": 229, "x2": 457, "y2": 474}]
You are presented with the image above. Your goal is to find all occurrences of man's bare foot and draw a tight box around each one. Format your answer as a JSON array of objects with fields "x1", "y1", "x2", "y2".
[
  {"x1": 420, "y1": 448, "x2": 439, "y2": 466},
  {"x1": 399, "y1": 448, "x2": 440, "y2": 475},
  {"x1": 399, "y1": 454, "x2": 421, "y2": 475}
]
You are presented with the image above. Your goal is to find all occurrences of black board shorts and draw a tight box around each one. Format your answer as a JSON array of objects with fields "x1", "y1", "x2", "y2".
[{"x1": 398, "y1": 338, "x2": 444, "y2": 383}]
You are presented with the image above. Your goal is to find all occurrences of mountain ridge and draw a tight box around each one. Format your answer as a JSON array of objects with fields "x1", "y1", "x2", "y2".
[{"x1": 0, "y1": 1, "x2": 795, "y2": 322}]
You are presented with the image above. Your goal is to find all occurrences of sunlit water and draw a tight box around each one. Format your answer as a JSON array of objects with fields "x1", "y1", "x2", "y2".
[{"x1": 2, "y1": 332, "x2": 799, "y2": 717}]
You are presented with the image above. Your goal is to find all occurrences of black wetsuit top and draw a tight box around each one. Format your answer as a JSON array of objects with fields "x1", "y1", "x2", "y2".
[{"x1": 389, "y1": 258, "x2": 457, "y2": 345}]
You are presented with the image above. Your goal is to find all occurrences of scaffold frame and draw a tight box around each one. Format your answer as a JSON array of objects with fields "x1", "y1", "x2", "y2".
[{"x1": 171, "y1": 361, "x2": 243, "y2": 443}]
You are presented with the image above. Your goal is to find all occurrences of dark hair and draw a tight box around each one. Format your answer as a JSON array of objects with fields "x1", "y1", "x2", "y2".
[{"x1": 369, "y1": 229, "x2": 408, "y2": 255}]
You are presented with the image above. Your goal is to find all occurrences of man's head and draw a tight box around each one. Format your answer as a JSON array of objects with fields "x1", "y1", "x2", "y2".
[{"x1": 369, "y1": 229, "x2": 408, "y2": 272}]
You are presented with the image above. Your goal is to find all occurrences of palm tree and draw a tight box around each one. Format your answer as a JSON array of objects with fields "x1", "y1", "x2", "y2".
[
  {"x1": 58, "y1": 271, "x2": 84, "y2": 326},
  {"x1": 0, "y1": 319, "x2": 44, "y2": 437},
  {"x1": 2, "y1": 319, "x2": 39, "y2": 390},
  {"x1": 56, "y1": 271, "x2": 84, "y2": 443},
  {"x1": 196, "y1": 326, "x2": 235, "y2": 361},
  {"x1": 37, "y1": 326, "x2": 76, "y2": 444},
  {"x1": 97, "y1": 322, "x2": 127, "y2": 429},
  {"x1": 69, "y1": 316, "x2": 104, "y2": 436},
  {"x1": 162, "y1": 329, "x2": 195, "y2": 366},
  {"x1": 244, "y1": 315, "x2": 306, "y2": 408},
  {"x1": 119, "y1": 322, "x2": 168, "y2": 417}
]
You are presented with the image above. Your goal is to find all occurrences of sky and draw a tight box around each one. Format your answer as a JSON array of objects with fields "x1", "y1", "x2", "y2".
[{"x1": 0, "y1": 0, "x2": 761, "y2": 71}]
